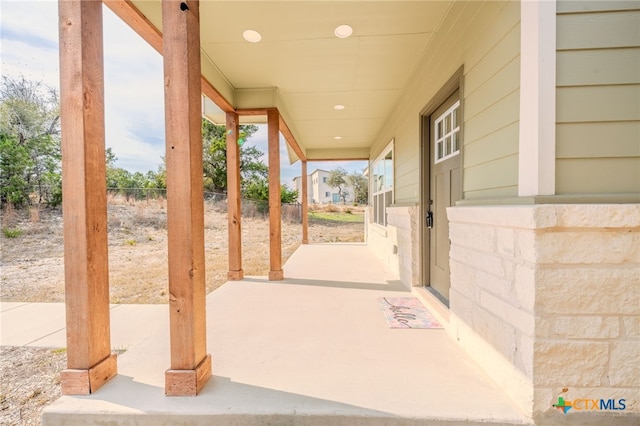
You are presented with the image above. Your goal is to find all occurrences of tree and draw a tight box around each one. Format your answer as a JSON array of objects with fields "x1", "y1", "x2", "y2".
[
  {"x1": 201, "y1": 119, "x2": 263, "y2": 193},
  {"x1": 106, "y1": 147, "x2": 167, "y2": 200},
  {"x1": 327, "y1": 167, "x2": 349, "y2": 204},
  {"x1": 280, "y1": 184, "x2": 299, "y2": 204},
  {"x1": 0, "y1": 133, "x2": 31, "y2": 206},
  {"x1": 347, "y1": 171, "x2": 368, "y2": 204},
  {"x1": 243, "y1": 177, "x2": 299, "y2": 213},
  {"x1": 0, "y1": 76, "x2": 61, "y2": 207},
  {"x1": 0, "y1": 75, "x2": 59, "y2": 145},
  {"x1": 201, "y1": 119, "x2": 300, "y2": 204}
]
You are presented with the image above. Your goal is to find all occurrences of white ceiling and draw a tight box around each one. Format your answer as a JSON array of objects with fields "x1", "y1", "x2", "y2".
[{"x1": 129, "y1": 1, "x2": 454, "y2": 161}]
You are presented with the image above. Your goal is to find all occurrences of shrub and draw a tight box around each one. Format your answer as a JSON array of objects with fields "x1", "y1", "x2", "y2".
[{"x1": 2, "y1": 227, "x2": 22, "y2": 238}]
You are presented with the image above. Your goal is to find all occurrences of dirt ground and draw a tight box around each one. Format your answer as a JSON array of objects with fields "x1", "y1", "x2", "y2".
[
  {"x1": 1, "y1": 198, "x2": 364, "y2": 304},
  {"x1": 0, "y1": 347, "x2": 67, "y2": 426},
  {"x1": 0, "y1": 198, "x2": 364, "y2": 425}
]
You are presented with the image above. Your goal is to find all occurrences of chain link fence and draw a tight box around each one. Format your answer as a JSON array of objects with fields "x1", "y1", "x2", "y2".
[{"x1": 106, "y1": 187, "x2": 301, "y2": 223}]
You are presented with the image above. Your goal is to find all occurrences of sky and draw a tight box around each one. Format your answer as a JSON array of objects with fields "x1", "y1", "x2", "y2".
[{"x1": 0, "y1": 1, "x2": 367, "y2": 188}]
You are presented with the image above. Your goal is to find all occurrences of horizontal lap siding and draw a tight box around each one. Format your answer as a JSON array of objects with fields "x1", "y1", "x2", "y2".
[
  {"x1": 379, "y1": 1, "x2": 477, "y2": 205},
  {"x1": 557, "y1": 158, "x2": 640, "y2": 193},
  {"x1": 556, "y1": 4, "x2": 640, "y2": 194},
  {"x1": 372, "y1": 0, "x2": 521, "y2": 204},
  {"x1": 557, "y1": 1, "x2": 640, "y2": 14},
  {"x1": 457, "y1": 0, "x2": 520, "y2": 200}
]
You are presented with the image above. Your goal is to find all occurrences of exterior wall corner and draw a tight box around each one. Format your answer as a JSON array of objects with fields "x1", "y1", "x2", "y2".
[
  {"x1": 368, "y1": 205, "x2": 420, "y2": 290},
  {"x1": 447, "y1": 204, "x2": 640, "y2": 419}
]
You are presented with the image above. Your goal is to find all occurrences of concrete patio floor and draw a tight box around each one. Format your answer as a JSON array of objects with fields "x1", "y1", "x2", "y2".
[{"x1": 42, "y1": 244, "x2": 532, "y2": 425}]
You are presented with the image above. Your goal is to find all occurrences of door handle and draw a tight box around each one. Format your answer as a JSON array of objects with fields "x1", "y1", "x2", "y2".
[{"x1": 426, "y1": 211, "x2": 433, "y2": 228}]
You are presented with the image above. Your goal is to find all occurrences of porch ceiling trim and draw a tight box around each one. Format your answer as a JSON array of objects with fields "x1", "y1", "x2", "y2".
[{"x1": 306, "y1": 148, "x2": 370, "y2": 161}]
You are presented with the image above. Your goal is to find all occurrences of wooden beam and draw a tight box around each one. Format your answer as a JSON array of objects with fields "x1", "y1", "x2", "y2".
[
  {"x1": 267, "y1": 109, "x2": 284, "y2": 280},
  {"x1": 58, "y1": 0, "x2": 116, "y2": 395},
  {"x1": 236, "y1": 107, "x2": 276, "y2": 117},
  {"x1": 279, "y1": 114, "x2": 306, "y2": 162},
  {"x1": 301, "y1": 161, "x2": 309, "y2": 244},
  {"x1": 306, "y1": 157, "x2": 369, "y2": 162},
  {"x1": 201, "y1": 77, "x2": 234, "y2": 113},
  {"x1": 226, "y1": 112, "x2": 243, "y2": 280},
  {"x1": 103, "y1": 0, "x2": 162, "y2": 52},
  {"x1": 236, "y1": 108, "x2": 307, "y2": 163},
  {"x1": 162, "y1": 0, "x2": 211, "y2": 396},
  {"x1": 103, "y1": 0, "x2": 234, "y2": 113}
]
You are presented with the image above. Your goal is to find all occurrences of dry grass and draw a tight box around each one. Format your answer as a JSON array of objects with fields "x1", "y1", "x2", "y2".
[
  {"x1": 0, "y1": 347, "x2": 66, "y2": 426},
  {"x1": 309, "y1": 202, "x2": 364, "y2": 213},
  {"x1": 0, "y1": 196, "x2": 364, "y2": 304}
]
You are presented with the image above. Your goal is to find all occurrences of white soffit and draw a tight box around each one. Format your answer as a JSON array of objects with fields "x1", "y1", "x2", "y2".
[{"x1": 129, "y1": 0, "x2": 453, "y2": 158}]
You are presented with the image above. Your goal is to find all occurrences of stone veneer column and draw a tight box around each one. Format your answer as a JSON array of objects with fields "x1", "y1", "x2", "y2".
[
  {"x1": 531, "y1": 205, "x2": 640, "y2": 424},
  {"x1": 385, "y1": 206, "x2": 420, "y2": 289},
  {"x1": 447, "y1": 204, "x2": 640, "y2": 422}
]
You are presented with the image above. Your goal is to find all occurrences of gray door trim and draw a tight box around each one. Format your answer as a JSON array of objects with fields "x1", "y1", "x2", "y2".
[{"x1": 419, "y1": 66, "x2": 465, "y2": 303}]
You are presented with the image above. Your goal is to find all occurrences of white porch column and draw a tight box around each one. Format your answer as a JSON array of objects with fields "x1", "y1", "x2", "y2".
[{"x1": 518, "y1": 0, "x2": 556, "y2": 196}]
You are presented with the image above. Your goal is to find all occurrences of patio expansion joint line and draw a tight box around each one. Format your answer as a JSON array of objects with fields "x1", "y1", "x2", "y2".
[
  {"x1": 22, "y1": 327, "x2": 67, "y2": 348},
  {"x1": 0, "y1": 302, "x2": 30, "y2": 313}
]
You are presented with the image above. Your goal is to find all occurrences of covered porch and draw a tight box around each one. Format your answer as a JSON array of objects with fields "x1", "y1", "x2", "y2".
[{"x1": 43, "y1": 244, "x2": 530, "y2": 425}]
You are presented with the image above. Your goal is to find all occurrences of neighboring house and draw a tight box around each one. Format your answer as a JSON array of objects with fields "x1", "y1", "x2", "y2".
[
  {"x1": 293, "y1": 169, "x2": 355, "y2": 204},
  {"x1": 56, "y1": 1, "x2": 639, "y2": 424}
]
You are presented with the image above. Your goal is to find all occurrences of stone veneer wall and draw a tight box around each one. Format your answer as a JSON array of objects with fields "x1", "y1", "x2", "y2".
[
  {"x1": 447, "y1": 204, "x2": 640, "y2": 422},
  {"x1": 367, "y1": 205, "x2": 420, "y2": 290}
]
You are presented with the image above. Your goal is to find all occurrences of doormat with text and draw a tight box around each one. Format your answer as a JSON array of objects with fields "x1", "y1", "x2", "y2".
[{"x1": 378, "y1": 297, "x2": 443, "y2": 329}]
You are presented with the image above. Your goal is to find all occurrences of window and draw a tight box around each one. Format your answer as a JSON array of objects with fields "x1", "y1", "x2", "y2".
[
  {"x1": 325, "y1": 191, "x2": 330, "y2": 197},
  {"x1": 322, "y1": 177, "x2": 327, "y2": 183},
  {"x1": 372, "y1": 141, "x2": 393, "y2": 226},
  {"x1": 434, "y1": 100, "x2": 460, "y2": 163}
]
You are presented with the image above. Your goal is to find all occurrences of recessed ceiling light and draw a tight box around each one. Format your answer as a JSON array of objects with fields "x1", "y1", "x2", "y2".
[
  {"x1": 334, "y1": 104, "x2": 345, "y2": 110},
  {"x1": 334, "y1": 24, "x2": 353, "y2": 39},
  {"x1": 243, "y1": 29, "x2": 262, "y2": 43},
  {"x1": 334, "y1": 136, "x2": 342, "y2": 140}
]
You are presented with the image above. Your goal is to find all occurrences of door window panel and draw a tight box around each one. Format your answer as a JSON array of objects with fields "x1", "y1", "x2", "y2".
[{"x1": 434, "y1": 100, "x2": 461, "y2": 164}]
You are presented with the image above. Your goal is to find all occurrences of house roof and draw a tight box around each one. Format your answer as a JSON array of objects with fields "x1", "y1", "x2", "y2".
[
  {"x1": 293, "y1": 168, "x2": 332, "y2": 182},
  {"x1": 116, "y1": 1, "x2": 453, "y2": 163},
  {"x1": 309, "y1": 169, "x2": 331, "y2": 176}
]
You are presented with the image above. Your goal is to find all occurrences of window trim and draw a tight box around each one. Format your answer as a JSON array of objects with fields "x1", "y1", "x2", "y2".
[
  {"x1": 371, "y1": 139, "x2": 394, "y2": 227},
  {"x1": 434, "y1": 100, "x2": 461, "y2": 164}
]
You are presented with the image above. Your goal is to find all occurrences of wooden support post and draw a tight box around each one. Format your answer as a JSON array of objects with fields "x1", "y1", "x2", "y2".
[
  {"x1": 301, "y1": 160, "x2": 309, "y2": 244},
  {"x1": 58, "y1": 0, "x2": 116, "y2": 395},
  {"x1": 268, "y1": 110, "x2": 284, "y2": 280},
  {"x1": 162, "y1": 0, "x2": 211, "y2": 396},
  {"x1": 226, "y1": 112, "x2": 243, "y2": 280}
]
